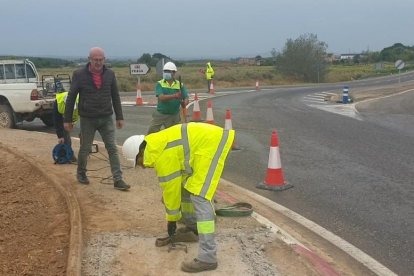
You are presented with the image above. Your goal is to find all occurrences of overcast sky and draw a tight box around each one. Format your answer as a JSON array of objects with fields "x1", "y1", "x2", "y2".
[{"x1": 2, "y1": 0, "x2": 413, "y2": 59}]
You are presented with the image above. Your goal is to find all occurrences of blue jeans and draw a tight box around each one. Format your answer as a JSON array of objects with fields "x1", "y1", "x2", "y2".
[{"x1": 78, "y1": 115, "x2": 122, "y2": 181}]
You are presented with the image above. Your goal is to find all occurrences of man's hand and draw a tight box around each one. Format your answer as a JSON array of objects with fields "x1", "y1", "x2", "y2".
[
  {"x1": 116, "y1": 120, "x2": 124, "y2": 129},
  {"x1": 174, "y1": 91, "x2": 182, "y2": 99},
  {"x1": 64, "y1": 122, "x2": 73, "y2": 132},
  {"x1": 167, "y1": 221, "x2": 177, "y2": 237}
]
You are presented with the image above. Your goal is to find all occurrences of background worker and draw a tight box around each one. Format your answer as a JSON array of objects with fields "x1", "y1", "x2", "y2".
[
  {"x1": 147, "y1": 61, "x2": 189, "y2": 134},
  {"x1": 64, "y1": 46, "x2": 130, "y2": 191},
  {"x1": 123, "y1": 122, "x2": 235, "y2": 273},
  {"x1": 53, "y1": 81, "x2": 79, "y2": 162},
  {"x1": 205, "y1": 62, "x2": 215, "y2": 93}
]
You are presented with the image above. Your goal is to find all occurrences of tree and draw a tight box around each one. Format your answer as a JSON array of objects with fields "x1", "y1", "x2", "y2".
[
  {"x1": 273, "y1": 33, "x2": 328, "y2": 82},
  {"x1": 137, "y1": 53, "x2": 186, "y2": 67},
  {"x1": 137, "y1": 53, "x2": 152, "y2": 64},
  {"x1": 379, "y1": 43, "x2": 414, "y2": 62},
  {"x1": 360, "y1": 50, "x2": 381, "y2": 63}
]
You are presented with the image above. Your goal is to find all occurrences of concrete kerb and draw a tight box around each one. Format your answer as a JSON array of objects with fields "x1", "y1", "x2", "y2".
[
  {"x1": 0, "y1": 141, "x2": 82, "y2": 276},
  {"x1": 219, "y1": 179, "x2": 397, "y2": 276}
]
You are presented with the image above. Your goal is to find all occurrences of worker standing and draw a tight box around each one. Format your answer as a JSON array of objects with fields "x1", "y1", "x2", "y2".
[
  {"x1": 147, "y1": 61, "x2": 189, "y2": 134},
  {"x1": 64, "y1": 47, "x2": 130, "y2": 191},
  {"x1": 205, "y1": 62, "x2": 215, "y2": 93},
  {"x1": 122, "y1": 122, "x2": 235, "y2": 273}
]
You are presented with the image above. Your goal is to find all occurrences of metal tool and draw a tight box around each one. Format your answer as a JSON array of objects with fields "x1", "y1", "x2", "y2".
[{"x1": 168, "y1": 240, "x2": 188, "y2": 253}]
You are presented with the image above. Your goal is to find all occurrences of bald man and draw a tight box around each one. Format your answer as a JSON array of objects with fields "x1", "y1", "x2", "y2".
[{"x1": 64, "y1": 47, "x2": 130, "y2": 191}]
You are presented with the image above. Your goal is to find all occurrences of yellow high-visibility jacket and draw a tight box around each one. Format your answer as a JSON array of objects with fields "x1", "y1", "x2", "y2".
[
  {"x1": 56, "y1": 91, "x2": 79, "y2": 122},
  {"x1": 205, "y1": 62, "x2": 214, "y2": 80},
  {"x1": 143, "y1": 123, "x2": 235, "y2": 221}
]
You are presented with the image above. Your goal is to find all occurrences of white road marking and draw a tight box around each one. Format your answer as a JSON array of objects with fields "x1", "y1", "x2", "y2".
[{"x1": 309, "y1": 103, "x2": 362, "y2": 120}]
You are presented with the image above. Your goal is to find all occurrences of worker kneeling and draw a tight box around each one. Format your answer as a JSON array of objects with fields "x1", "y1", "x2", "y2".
[{"x1": 122, "y1": 122, "x2": 235, "y2": 273}]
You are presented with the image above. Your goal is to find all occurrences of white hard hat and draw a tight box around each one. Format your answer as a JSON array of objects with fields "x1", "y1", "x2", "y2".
[
  {"x1": 163, "y1": 62, "x2": 177, "y2": 72},
  {"x1": 122, "y1": 135, "x2": 145, "y2": 167}
]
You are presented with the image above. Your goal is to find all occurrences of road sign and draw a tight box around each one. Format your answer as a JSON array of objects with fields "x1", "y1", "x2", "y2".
[
  {"x1": 395, "y1": 60, "x2": 405, "y2": 70},
  {"x1": 130, "y1": 64, "x2": 150, "y2": 75}
]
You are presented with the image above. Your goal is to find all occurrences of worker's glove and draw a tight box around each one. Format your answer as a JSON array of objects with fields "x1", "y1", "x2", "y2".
[{"x1": 167, "y1": 221, "x2": 177, "y2": 237}]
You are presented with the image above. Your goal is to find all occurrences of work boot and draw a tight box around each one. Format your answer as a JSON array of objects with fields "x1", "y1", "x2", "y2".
[
  {"x1": 181, "y1": 258, "x2": 217, "y2": 273},
  {"x1": 77, "y1": 172, "x2": 89, "y2": 184},
  {"x1": 114, "y1": 179, "x2": 130, "y2": 191}
]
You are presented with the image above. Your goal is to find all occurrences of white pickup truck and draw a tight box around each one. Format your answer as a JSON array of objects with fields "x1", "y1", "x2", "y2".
[{"x1": 0, "y1": 59, "x2": 68, "y2": 128}]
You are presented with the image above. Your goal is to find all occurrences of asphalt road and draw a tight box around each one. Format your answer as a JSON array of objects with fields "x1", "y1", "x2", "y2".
[
  {"x1": 216, "y1": 86, "x2": 413, "y2": 276},
  {"x1": 17, "y1": 72, "x2": 414, "y2": 275}
]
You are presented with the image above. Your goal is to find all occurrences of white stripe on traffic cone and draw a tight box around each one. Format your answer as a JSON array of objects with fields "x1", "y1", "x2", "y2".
[
  {"x1": 191, "y1": 93, "x2": 202, "y2": 122},
  {"x1": 257, "y1": 130, "x2": 292, "y2": 191},
  {"x1": 224, "y1": 109, "x2": 240, "y2": 150},
  {"x1": 205, "y1": 100, "x2": 214, "y2": 124},
  {"x1": 136, "y1": 84, "x2": 143, "y2": 106}
]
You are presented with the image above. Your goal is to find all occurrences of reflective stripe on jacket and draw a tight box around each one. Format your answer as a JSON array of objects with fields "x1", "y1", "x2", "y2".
[
  {"x1": 56, "y1": 92, "x2": 79, "y2": 122},
  {"x1": 143, "y1": 123, "x2": 235, "y2": 221},
  {"x1": 205, "y1": 62, "x2": 214, "y2": 80}
]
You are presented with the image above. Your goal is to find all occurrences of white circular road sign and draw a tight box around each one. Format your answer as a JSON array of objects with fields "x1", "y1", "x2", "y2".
[{"x1": 395, "y1": 60, "x2": 405, "y2": 70}]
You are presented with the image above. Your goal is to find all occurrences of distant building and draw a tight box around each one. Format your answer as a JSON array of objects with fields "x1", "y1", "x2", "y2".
[
  {"x1": 237, "y1": 58, "x2": 256, "y2": 65},
  {"x1": 237, "y1": 56, "x2": 263, "y2": 66},
  {"x1": 340, "y1": 54, "x2": 357, "y2": 60},
  {"x1": 324, "y1": 54, "x2": 338, "y2": 63},
  {"x1": 339, "y1": 53, "x2": 367, "y2": 63}
]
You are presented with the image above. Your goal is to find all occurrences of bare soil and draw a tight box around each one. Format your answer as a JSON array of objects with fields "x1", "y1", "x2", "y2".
[{"x1": 0, "y1": 145, "x2": 69, "y2": 275}]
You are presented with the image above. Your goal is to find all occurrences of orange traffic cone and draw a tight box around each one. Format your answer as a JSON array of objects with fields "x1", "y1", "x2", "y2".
[
  {"x1": 136, "y1": 84, "x2": 143, "y2": 106},
  {"x1": 224, "y1": 109, "x2": 241, "y2": 150},
  {"x1": 191, "y1": 93, "x2": 202, "y2": 122},
  {"x1": 209, "y1": 80, "x2": 215, "y2": 94},
  {"x1": 255, "y1": 80, "x2": 260, "y2": 91},
  {"x1": 257, "y1": 130, "x2": 293, "y2": 191},
  {"x1": 205, "y1": 100, "x2": 215, "y2": 124}
]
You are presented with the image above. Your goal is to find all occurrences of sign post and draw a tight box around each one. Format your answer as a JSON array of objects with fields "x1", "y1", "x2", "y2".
[
  {"x1": 156, "y1": 58, "x2": 171, "y2": 78},
  {"x1": 129, "y1": 64, "x2": 150, "y2": 106},
  {"x1": 394, "y1": 60, "x2": 405, "y2": 84}
]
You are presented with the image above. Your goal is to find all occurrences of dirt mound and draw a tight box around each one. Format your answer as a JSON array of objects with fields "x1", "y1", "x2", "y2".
[{"x1": 0, "y1": 144, "x2": 69, "y2": 275}]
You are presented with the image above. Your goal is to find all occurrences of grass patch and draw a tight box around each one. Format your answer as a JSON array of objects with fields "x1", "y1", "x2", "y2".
[{"x1": 37, "y1": 62, "x2": 408, "y2": 92}]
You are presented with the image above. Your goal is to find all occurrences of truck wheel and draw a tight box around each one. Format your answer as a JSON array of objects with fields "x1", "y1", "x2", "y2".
[
  {"x1": 0, "y1": 104, "x2": 15, "y2": 128},
  {"x1": 41, "y1": 114, "x2": 54, "y2": 127}
]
